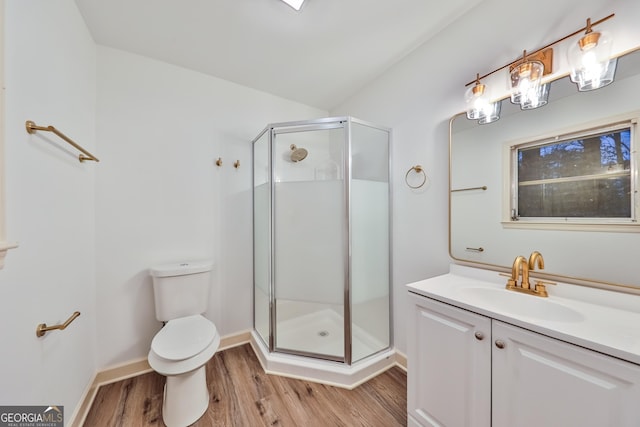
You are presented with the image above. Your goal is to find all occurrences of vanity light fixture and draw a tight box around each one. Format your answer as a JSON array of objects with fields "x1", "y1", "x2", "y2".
[
  {"x1": 567, "y1": 18, "x2": 617, "y2": 91},
  {"x1": 477, "y1": 100, "x2": 501, "y2": 124},
  {"x1": 280, "y1": 0, "x2": 305, "y2": 11},
  {"x1": 520, "y1": 82, "x2": 550, "y2": 110},
  {"x1": 465, "y1": 74, "x2": 489, "y2": 119},
  {"x1": 509, "y1": 50, "x2": 550, "y2": 110},
  {"x1": 463, "y1": 13, "x2": 614, "y2": 123},
  {"x1": 465, "y1": 74, "x2": 501, "y2": 124}
]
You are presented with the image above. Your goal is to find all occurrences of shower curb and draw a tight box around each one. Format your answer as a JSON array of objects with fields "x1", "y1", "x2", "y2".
[{"x1": 250, "y1": 331, "x2": 402, "y2": 390}]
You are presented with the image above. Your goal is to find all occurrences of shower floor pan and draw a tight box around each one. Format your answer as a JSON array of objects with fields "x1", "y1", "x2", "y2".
[
  {"x1": 275, "y1": 308, "x2": 385, "y2": 361},
  {"x1": 251, "y1": 308, "x2": 396, "y2": 389}
]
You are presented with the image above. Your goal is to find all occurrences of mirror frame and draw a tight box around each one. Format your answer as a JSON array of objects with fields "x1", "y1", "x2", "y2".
[
  {"x1": 0, "y1": 0, "x2": 18, "y2": 267},
  {"x1": 448, "y1": 47, "x2": 640, "y2": 293}
]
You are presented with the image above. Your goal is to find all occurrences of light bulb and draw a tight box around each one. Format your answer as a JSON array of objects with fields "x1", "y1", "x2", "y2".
[{"x1": 568, "y1": 29, "x2": 616, "y2": 91}]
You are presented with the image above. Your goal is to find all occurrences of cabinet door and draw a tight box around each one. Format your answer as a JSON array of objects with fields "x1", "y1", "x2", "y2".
[
  {"x1": 407, "y1": 293, "x2": 491, "y2": 427},
  {"x1": 492, "y1": 320, "x2": 640, "y2": 427}
]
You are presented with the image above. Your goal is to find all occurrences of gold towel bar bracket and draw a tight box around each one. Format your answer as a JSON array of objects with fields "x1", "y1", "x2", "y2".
[
  {"x1": 36, "y1": 311, "x2": 81, "y2": 338},
  {"x1": 25, "y1": 121, "x2": 99, "y2": 163}
]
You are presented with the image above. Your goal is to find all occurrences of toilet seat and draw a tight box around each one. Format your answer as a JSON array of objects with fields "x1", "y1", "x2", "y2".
[
  {"x1": 148, "y1": 314, "x2": 220, "y2": 376},
  {"x1": 151, "y1": 315, "x2": 217, "y2": 361},
  {"x1": 148, "y1": 333, "x2": 220, "y2": 376}
]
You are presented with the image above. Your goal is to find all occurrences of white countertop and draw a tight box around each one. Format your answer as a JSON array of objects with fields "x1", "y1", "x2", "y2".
[{"x1": 406, "y1": 264, "x2": 640, "y2": 365}]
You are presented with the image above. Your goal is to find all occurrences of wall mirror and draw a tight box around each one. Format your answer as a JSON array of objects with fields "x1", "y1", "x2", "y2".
[
  {"x1": 0, "y1": 1, "x2": 18, "y2": 268},
  {"x1": 450, "y1": 48, "x2": 640, "y2": 290}
]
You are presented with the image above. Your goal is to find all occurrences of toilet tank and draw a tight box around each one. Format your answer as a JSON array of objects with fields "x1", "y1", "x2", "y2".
[{"x1": 150, "y1": 260, "x2": 213, "y2": 321}]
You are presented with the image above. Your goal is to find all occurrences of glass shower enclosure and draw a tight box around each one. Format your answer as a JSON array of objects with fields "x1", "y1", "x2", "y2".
[{"x1": 253, "y1": 117, "x2": 391, "y2": 364}]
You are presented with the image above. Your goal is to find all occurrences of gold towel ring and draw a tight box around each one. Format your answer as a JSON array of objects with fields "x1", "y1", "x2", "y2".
[{"x1": 405, "y1": 165, "x2": 427, "y2": 189}]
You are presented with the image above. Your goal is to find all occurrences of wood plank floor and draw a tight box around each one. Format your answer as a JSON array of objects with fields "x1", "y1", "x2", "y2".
[{"x1": 83, "y1": 344, "x2": 407, "y2": 426}]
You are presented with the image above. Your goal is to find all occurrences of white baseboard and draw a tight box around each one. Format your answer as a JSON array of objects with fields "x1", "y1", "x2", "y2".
[
  {"x1": 395, "y1": 349, "x2": 407, "y2": 371},
  {"x1": 69, "y1": 330, "x2": 252, "y2": 427}
]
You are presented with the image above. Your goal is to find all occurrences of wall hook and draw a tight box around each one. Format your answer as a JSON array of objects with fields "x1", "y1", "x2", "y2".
[
  {"x1": 234, "y1": 160, "x2": 240, "y2": 169},
  {"x1": 215, "y1": 158, "x2": 223, "y2": 167}
]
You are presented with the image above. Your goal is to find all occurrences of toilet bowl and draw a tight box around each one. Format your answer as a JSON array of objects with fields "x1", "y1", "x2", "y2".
[
  {"x1": 148, "y1": 261, "x2": 218, "y2": 427},
  {"x1": 148, "y1": 315, "x2": 220, "y2": 427}
]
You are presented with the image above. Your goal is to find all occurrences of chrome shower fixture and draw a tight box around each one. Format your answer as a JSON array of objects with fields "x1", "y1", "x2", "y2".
[{"x1": 289, "y1": 144, "x2": 308, "y2": 162}]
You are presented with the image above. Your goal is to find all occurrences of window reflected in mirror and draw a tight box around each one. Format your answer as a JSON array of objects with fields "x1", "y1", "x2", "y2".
[{"x1": 513, "y1": 123, "x2": 633, "y2": 221}]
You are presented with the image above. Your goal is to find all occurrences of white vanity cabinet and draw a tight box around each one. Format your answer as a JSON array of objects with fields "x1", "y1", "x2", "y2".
[
  {"x1": 407, "y1": 293, "x2": 491, "y2": 427},
  {"x1": 492, "y1": 320, "x2": 640, "y2": 427},
  {"x1": 408, "y1": 291, "x2": 640, "y2": 427}
]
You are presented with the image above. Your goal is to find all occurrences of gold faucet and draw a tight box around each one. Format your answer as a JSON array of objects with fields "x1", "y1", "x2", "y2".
[
  {"x1": 509, "y1": 255, "x2": 530, "y2": 289},
  {"x1": 529, "y1": 251, "x2": 544, "y2": 271},
  {"x1": 505, "y1": 251, "x2": 554, "y2": 297}
]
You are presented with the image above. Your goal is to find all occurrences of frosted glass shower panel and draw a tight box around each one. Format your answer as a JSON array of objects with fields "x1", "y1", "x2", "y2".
[
  {"x1": 273, "y1": 128, "x2": 346, "y2": 359},
  {"x1": 253, "y1": 131, "x2": 270, "y2": 345},
  {"x1": 350, "y1": 122, "x2": 390, "y2": 362}
]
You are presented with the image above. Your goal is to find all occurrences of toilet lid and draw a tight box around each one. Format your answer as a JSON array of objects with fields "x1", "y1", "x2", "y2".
[{"x1": 151, "y1": 315, "x2": 217, "y2": 361}]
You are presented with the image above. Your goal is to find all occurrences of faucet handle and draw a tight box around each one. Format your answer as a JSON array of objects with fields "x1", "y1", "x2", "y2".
[
  {"x1": 533, "y1": 279, "x2": 555, "y2": 297},
  {"x1": 499, "y1": 272, "x2": 518, "y2": 289},
  {"x1": 534, "y1": 283, "x2": 548, "y2": 297}
]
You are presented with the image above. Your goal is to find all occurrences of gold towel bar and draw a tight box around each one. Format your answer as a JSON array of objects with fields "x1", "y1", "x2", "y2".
[
  {"x1": 26, "y1": 121, "x2": 99, "y2": 163},
  {"x1": 36, "y1": 311, "x2": 81, "y2": 337},
  {"x1": 451, "y1": 185, "x2": 487, "y2": 192}
]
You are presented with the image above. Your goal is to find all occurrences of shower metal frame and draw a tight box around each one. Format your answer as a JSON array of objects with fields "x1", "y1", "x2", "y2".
[{"x1": 251, "y1": 116, "x2": 393, "y2": 365}]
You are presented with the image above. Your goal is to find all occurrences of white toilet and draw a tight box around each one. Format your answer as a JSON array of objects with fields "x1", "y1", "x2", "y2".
[{"x1": 148, "y1": 260, "x2": 220, "y2": 427}]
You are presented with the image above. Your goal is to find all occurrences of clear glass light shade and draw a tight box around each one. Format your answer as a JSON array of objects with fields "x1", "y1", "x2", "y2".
[
  {"x1": 509, "y1": 60, "x2": 544, "y2": 106},
  {"x1": 477, "y1": 100, "x2": 501, "y2": 125},
  {"x1": 520, "y1": 83, "x2": 550, "y2": 110},
  {"x1": 567, "y1": 31, "x2": 616, "y2": 91},
  {"x1": 465, "y1": 83, "x2": 490, "y2": 120},
  {"x1": 280, "y1": 0, "x2": 305, "y2": 10}
]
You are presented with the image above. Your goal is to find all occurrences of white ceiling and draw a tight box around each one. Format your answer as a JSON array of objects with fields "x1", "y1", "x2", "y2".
[{"x1": 74, "y1": 0, "x2": 483, "y2": 110}]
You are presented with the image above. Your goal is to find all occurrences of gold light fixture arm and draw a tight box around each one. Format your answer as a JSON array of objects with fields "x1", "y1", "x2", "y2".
[
  {"x1": 36, "y1": 311, "x2": 81, "y2": 337},
  {"x1": 25, "y1": 121, "x2": 99, "y2": 163},
  {"x1": 465, "y1": 13, "x2": 615, "y2": 87}
]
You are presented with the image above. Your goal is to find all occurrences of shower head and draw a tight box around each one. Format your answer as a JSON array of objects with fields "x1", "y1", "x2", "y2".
[{"x1": 289, "y1": 144, "x2": 308, "y2": 162}]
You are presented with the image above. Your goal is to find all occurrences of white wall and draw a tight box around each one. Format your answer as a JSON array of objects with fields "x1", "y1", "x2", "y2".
[
  {"x1": 0, "y1": 2, "x2": 327, "y2": 418},
  {"x1": 0, "y1": 0, "x2": 97, "y2": 421},
  {"x1": 332, "y1": 0, "x2": 640, "y2": 354},
  {"x1": 94, "y1": 46, "x2": 326, "y2": 368}
]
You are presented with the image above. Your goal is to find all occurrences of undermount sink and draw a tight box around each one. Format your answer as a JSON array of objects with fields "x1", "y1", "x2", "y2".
[{"x1": 459, "y1": 287, "x2": 584, "y2": 323}]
